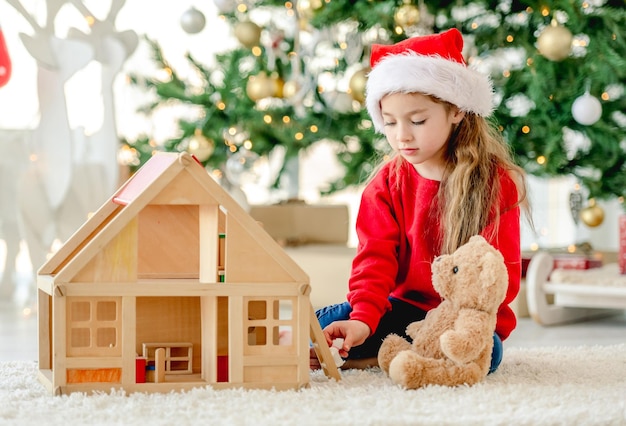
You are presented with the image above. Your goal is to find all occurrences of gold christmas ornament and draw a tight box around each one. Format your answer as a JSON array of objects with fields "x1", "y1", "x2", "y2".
[
  {"x1": 537, "y1": 20, "x2": 573, "y2": 61},
  {"x1": 187, "y1": 132, "x2": 215, "y2": 162},
  {"x1": 282, "y1": 80, "x2": 300, "y2": 99},
  {"x1": 246, "y1": 72, "x2": 275, "y2": 101},
  {"x1": 579, "y1": 199, "x2": 604, "y2": 227},
  {"x1": 234, "y1": 21, "x2": 262, "y2": 48},
  {"x1": 394, "y1": 2, "x2": 420, "y2": 29},
  {"x1": 349, "y1": 67, "x2": 369, "y2": 103},
  {"x1": 270, "y1": 73, "x2": 285, "y2": 98}
]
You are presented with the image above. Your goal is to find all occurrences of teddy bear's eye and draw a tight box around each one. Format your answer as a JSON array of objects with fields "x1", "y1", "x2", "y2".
[{"x1": 452, "y1": 266, "x2": 459, "y2": 274}]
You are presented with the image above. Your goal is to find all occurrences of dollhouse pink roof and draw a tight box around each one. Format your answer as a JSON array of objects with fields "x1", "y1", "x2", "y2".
[{"x1": 112, "y1": 153, "x2": 187, "y2": 205}]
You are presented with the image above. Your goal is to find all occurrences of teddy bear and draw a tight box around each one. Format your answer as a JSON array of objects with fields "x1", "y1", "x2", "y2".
[{"x1": 377, "y1": 235, "x2": 508, "y2": 389}]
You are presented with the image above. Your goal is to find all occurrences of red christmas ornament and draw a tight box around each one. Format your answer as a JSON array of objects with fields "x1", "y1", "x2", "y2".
[{"x1": 0, "y1": 26, "x2": 12, "y2": 88}]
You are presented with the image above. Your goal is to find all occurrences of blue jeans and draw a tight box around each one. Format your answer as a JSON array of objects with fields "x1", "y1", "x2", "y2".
[{"x1": 316, "y1": 298, "x2": 503, "y2": 374}]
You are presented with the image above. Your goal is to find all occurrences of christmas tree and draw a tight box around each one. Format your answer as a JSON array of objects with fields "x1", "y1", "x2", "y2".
[{"x1": 122, "y1": 0, "x2": 626, "y2": 207}]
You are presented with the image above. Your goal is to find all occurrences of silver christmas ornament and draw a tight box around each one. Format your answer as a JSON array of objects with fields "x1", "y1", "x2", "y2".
[
  {"x1": 180, "y1": 7, "x2": 206, "y2": 34},
  {"x1": 213, "y1": 0, "x2": 237, "y2": 13},
  {"x1": 572, "y1": 92, "x2": 602, "y2": 126}
]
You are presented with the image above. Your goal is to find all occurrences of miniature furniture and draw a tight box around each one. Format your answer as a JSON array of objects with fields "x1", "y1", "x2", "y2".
[
  {"x1": 525, "y1": 252, "x2": 626, "y2": 325},
  {"x1": 37, "y1": 152, "x2": 339, "y2": 395},
  {"x1": 142, "y1": 342, "x2": 193, "y2": 375}
]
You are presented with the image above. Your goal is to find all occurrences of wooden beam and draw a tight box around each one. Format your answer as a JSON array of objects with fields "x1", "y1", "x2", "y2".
[
  {"x1": 309, "y1": 302, "x2": 341, "y2": 381},
  {"x1": 55, "y1": 281, "x2": 306, "y2": 297},
  {"x1": 121, "y1": 296, "x2": 137, "y2": 386}
]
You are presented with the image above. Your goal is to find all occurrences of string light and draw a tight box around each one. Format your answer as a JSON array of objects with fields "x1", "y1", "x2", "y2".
[{"x1": 118, "y1": 145, "x2": 139, "y2": 166}]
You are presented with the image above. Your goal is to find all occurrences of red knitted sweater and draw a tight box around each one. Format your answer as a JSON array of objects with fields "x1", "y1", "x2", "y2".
[{"x1": 347, "y1": 161, "x2": 521, "y2": 340}]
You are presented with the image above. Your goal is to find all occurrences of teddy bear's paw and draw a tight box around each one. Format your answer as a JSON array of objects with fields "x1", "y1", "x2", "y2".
[
  {"x1": 404, "y1": 321, "x2": 423, "y2": 339},
  {"x1": 390, "y1": 351, "x2": 486, "y2": 388},
  {"x1": 388, "y1": 350, "x2": 430, "y2": 389},
  {"x1": 439, "y1": 331, "x2": 476, "y2": 365},
  {"x1": 378, "y1": 334, "x2": 411, "y2": 374}
]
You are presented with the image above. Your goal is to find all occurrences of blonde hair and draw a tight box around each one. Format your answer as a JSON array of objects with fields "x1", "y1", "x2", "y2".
[{"x1": 386, "y1": 97, "x2": 530, "y2": 255}]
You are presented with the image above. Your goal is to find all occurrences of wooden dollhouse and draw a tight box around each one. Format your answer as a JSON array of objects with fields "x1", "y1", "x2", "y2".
[{"x1": 37, "y1": 152, "x2": 340, "y2": 395}]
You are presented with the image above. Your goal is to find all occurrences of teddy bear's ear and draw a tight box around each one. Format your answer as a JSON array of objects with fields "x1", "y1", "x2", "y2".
[
  {"x1": 478, "y1": 251, "x2": 501, "y2": 288},
  {"x1": 469, "y1": 235, "x2": 486, "y2": 245}
]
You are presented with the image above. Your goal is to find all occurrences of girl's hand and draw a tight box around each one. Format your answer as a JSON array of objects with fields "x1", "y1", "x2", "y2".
[{"x1": 322, "y1": 320, "x2": 371, "y2": 358}]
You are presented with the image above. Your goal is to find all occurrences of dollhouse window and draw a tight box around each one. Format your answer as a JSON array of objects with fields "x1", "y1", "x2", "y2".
[
  {"x1": 67, "y1": 297, "x2": 122, "y2": 356},
  {"x1": 246, "y1": 298, "x2": 295, "y2": 348}
]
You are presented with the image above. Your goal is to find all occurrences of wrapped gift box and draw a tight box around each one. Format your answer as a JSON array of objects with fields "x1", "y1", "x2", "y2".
[
  {"x1": 522, "y1": 253, "x2": 602, "y2": 277},
  {"x1": 250, "y1": 201, "x2": 349, "y2": 245}
]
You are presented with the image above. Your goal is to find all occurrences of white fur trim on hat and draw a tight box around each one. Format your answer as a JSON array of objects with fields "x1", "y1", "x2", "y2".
[{"x1": 366, "y1": 53, "x2": 494, "y2": 133}]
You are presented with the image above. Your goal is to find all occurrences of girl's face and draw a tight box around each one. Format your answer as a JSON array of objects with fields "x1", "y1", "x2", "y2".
[{"x1": 380, "y1": 92, "x2": 465, "y2": 181}]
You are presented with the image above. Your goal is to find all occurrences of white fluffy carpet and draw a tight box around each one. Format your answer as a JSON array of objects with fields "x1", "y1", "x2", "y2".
[{"x1": 2, "y1": 345, "x2": 626, "y2": 425}]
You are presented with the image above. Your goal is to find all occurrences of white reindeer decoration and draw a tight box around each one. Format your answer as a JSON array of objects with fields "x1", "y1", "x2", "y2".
[
  {"x1": 2, "y1": 0, "x2": 137, "y2": 304},
  {"x1": 67, "y1": 0, "x2": 138, "y2": 195}
]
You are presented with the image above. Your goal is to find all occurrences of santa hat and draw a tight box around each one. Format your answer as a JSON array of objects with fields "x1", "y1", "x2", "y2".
[{"x1": 366, "y1": 28, "x2": 494, "y2": 133}]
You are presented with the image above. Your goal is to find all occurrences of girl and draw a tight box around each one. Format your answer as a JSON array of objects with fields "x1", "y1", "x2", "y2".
[{"x1": 313, "y1": 28, "x2": 529, "y2": 373}]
